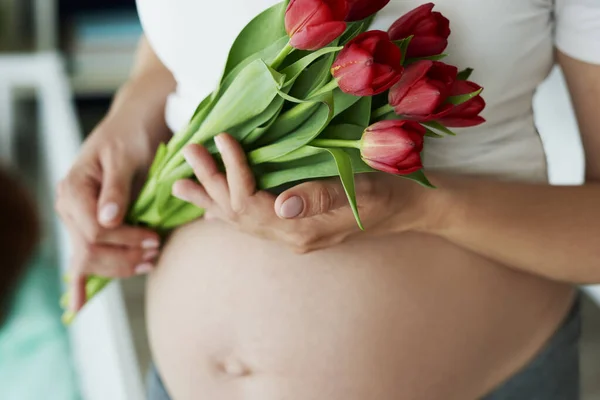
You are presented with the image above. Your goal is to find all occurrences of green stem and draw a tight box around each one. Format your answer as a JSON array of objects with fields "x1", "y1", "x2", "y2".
[
  {"x1": 371, "y1": 104, "x2": 395, "y2": 119},
  {"x1": 270, "y1": 42, "x2": 294, "y2": 70},
  {"x1": 309, "y1": 138, "x2": 361, "y2": 149}
]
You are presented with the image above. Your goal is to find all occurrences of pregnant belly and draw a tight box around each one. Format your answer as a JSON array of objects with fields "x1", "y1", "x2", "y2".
[{"x1": 146, "y1": 220, "x2": 574, "y2": 400}]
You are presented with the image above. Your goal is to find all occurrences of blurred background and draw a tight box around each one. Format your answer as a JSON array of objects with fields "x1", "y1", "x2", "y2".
[{"x1": 0, "y1": 1, "x2": 598, "y2": 400}]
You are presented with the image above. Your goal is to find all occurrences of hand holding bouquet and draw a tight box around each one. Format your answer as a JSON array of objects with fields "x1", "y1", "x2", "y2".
[{"x1": 62, "y1": 1, "x2": 485, "y2": 323}]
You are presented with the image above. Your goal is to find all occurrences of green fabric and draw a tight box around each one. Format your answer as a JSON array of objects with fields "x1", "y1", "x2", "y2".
[{"x1": 0, "y1": 248, "x2": 80, "y2": 400}]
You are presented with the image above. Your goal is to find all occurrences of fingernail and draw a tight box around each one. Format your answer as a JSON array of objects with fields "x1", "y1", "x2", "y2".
[
  {"x1": 182, "y1": 147, "x2": 193, "y2": 165},
  {"x1": 135, "y1": 263, "x2": 154, "y2": 275},
  {"x1": 214, "y1": 135, "x2": 225, "y2": 153},
  {"x1": 172, "y1": 183, "x2": 190, "y2": 202},
  {"x1": 142, "y1": 249, "x2": 160, "y2": 262},
  {"x1": 141, "y1": 238, "x2": 160, "y2": 249},
  {"x1": 98, "y1": 202, "x2": 119, "y2": 224},
  {"x1": 279, "y1": 196, "x2": 304, "y2": 218}
]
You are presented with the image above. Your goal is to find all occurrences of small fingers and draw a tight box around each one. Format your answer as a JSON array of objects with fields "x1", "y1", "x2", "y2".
[
  {"x1": 172, "y1": 179, "x2": 213, "y2": 209},
  {"x1": 72, "y1": 244, "x2": 159, "y2": 279},
  {"x1": 96, "y1": 225, "x2": 161, "y2": 249},
  {"x1": 215, "y1": 134, "x2": 256, "y2": 212},
  {"x1": 182, "y1": 144, "x2": 230, "y2": 207}
]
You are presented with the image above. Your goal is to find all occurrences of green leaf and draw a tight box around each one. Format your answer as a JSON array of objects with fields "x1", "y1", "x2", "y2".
[
  {"x1": 331, "y1": 88, "x2": 362, "y2": 117},
  {"x1": 229, "y1": 96, "x2": 286, "y2": 142},
  {"x1": 195, "y1": 60, "x2": 286, "y2": 144},
  {"x1": 424, "y1": 127, "x2": 444, "y2": 138},
  {"x1": 288, "y1": 55, "x2": 334, "y2": 99},
  {"x1": 217, "y1": 36, "x2": 289, "y2": 99},
  {"x1": 282, "y1": 46, "x2": 342, "y2": 87},
  {"x1": 446, "y1": 88, "x2": 482, "y2": 105},
  {"x1": 164, "y1": 92, "x2": 215, "y2": 163},
  {"x1": 332, "y1": 95, "x2": 371, "y2": 128},
  {"x1": 321, "y1": 123, "x2": 365, "y2": 141},
  {"x1": 402, "y1": 170, "x2": 436, "y2": 188},
  {"x1": 239, "y1": 97, "x2": 286, "y2": 145},
  {"x1": 457, "y1": 68, "x2": 474, "y2": 81},
  {"x1": 256, "y1": 102, "x2": 320, "y2": 146},
  {"x1": 223, "y1": 2, "x2": 288, "y2": 77},
  {"x1": 394, "y1": 36, "x2": 413, "y2": 65},
  {"x1": 148, "y1": 143, "x2": 167, "y2": 177},
  {"x1": 339, "y1": 21, "x2": 365, "y2": 45},
  {"x1": 156, "y1": 163, "x2": 193, "y2": 217},
  {"x1": 160, "y1": 201, "x2": 205, "y2": 230},
  {"x1": 422, "y1": 121, "x2": 457, "y2": 136},
  {"x1": 326, "y1": 148, "x2": 363, "y2": 229},
  {"x1": 257, "y1": 147, "x2": 375, "y2": 189},
  {"x1": 269, "y1": 145, "x2": 325, "y2": 163},
  {"x1": 248, "y1": 92, "x2": 334, "y2": 164}
]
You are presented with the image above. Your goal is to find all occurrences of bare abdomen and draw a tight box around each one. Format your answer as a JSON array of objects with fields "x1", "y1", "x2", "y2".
[{"x1": 147, "y1": 220, "x2": 574, "y2": 400}]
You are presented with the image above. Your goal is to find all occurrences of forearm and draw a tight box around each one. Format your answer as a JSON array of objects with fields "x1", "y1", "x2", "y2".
[
  {"x1": 425, "y1": 174, "x2": 600, "y2": 283},
  {"x1": 105, "y1": 36, "x2": 176, "y2": 150}
]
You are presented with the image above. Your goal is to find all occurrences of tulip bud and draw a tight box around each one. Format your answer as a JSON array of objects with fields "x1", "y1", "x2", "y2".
[
  {"x1": 388, "y1": 3, "x2": 450, "y2": 59},
  {"x1": 285, "y1": 0, "x2": 348, "y2": 51},
  {"x1": 437, "y1": 80, "x2": 486, "y2": 127},
  {"x1": 360, "y1": 120, "x2": 425, "y2": 175},
  {"x1": 331, "y1": 30, "x2": 403, "y2": 96},
  {"x1": 388, "y1": 60, "x2": 457, "y2": 121},
  {"x1": 345, "y1": 0, "x2": 391, "y2": 22}
]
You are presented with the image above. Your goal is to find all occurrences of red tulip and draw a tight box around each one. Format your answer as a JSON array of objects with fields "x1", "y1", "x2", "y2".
[
  {"x1": 388, "y1": 60, "x2": 457, "y2": 121},
  {"x1": 285, "y1": 0, "x2": 348, "y2": 51},
  {"x1": 360, "y1": 120, "x2": 425, "y2": 175},
  {"x1": 345, "y1": 0, "x2": 391, "y2": 22},
  {"x1": 437, "y1": 80, "x2": 486, "y2": 127},
  {"x1": 331, "y1": 30, "x2": 403, "y2": 96},
  {"x1": 388, "y1": 3, "x2": 450, "y2": 59}
]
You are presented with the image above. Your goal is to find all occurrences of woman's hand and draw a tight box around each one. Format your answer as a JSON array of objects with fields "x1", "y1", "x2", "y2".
[
  {"x1": 55, "y1": 114, "x2": 164, "y2": 311},
  {"x1": 172, "y1": 134, "x2": 439, "y2": 253}
]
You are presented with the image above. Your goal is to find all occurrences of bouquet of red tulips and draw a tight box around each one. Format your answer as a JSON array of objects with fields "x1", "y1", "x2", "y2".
[{"x1": 62, "y1": 1, "x2": 486, "y2": 323}]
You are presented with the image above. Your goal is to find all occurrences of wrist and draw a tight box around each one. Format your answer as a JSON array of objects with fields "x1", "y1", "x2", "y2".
[{"x1": 398, "y1": 173, "x2": 464, "y2": 236}]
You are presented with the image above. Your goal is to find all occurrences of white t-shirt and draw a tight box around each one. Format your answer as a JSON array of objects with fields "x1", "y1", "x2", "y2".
[{"x1": 136, "y1": 0, "x2": 600, "y2": 182}]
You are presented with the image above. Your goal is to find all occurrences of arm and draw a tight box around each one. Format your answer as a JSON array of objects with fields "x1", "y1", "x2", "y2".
[
  {"x1": 425, "y1": 53, "x2": 600, "y2": 284},
  {"x1": 90, "y1": 36, "x2": 176, "y2": 167}
]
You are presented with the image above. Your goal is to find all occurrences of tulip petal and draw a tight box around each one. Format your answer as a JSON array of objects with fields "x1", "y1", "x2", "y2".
[
  {"x1": 345, "y1": 0, "x2": 391, "y2": 22},
  {"x1": 290, "y1": 21, "x2": 347, "y2": 50},
  {"x1": 388, "y1": 3, "x2": 435, "y2": 40},
  {"x1": 389, "y1": 60, "x2": 433, "y2": 107},
  {"x1": 437, "y1": 115, "x2": 486, "y2": 128},
  {"x1": 406, "y1": 36, "x2": 449, "y2": 59}
]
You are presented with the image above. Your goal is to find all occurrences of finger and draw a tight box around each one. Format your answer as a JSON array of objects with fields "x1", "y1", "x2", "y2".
[
  {"x1": 275, "y1": 179, "x2": 348, "y2": 219},
  {"x1": 58, "y1": 172, "x2": 104, "y2": 243},
  {"x1": 62, "y1": 210, "x2": 160, "y2": 249},
  {"x1": 69, "y1": 272, "x2": 87, "y2": 312},
  {"x1": 215, "y1": 134, "x2": 256, "y2": 212},
  {"x1": 76, "y1": 244, "x2": 159, "y2": 279},
  {"x1": 97, "y1": 225, "x2": 161, "y2": 249},
  {"x1": 97, "y1": 153, "x2": 137, "y2": 228},
  {"x1": 172, "y1": 179, "x2": 214, "y2": 209},
  {"x1": 182, "y1": 144, "x2": 230, "y2": 207}
]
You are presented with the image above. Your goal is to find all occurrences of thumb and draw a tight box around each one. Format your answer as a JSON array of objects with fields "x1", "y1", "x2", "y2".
[
  {"x1": 97, "y1": 160, "x2": 135, "y2": 228},
  {"x1": 275, "y1": 179, "x2": 348, "y2": 219}
]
